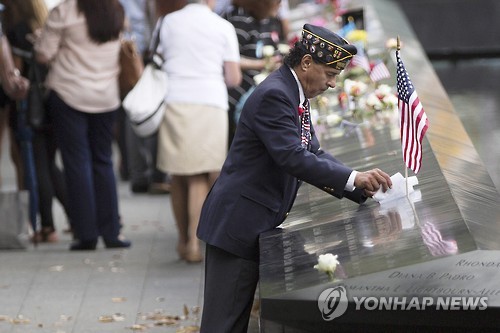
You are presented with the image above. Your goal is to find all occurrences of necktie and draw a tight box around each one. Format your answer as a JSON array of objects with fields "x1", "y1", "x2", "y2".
[{"x1": 300, "y1": 99, "x2": 311, "y2": 149}]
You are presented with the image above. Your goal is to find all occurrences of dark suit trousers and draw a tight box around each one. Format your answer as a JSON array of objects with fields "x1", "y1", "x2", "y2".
[{"x1": 201, "y1": 244, "x2": 259, "y2": 333}]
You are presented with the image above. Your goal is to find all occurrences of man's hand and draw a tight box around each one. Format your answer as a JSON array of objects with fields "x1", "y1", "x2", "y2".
[{"x1": 354, "y1": 168, "x2": 392, "y2": 197}]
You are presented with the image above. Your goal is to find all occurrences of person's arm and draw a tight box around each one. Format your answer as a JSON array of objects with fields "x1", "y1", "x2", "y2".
[
  {"x1": 0, "y1": 35, "x2": 29, "y2": 100},
  {"x1": 223, "y1": 60, "x2": 242, "y2": 87},
  {"x1": 33, "y1": 3, "x2": 65, "y2": 65},
  {"x1": 311, "y1": 122, "x2": 392, "y2": 202},
  {"x1": 239, "y1": 54, "x2": 281, "y2": 72}
]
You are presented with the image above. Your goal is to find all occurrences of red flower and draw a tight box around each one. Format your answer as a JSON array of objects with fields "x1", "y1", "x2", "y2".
[{"x1": 298, "y1": 106, "x2": 305, "y2": 116}]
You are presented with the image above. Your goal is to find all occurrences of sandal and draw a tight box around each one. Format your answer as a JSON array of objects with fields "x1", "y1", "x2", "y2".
[{"x1": 31, "y1": 227, "x2": 58, "y2": 243}]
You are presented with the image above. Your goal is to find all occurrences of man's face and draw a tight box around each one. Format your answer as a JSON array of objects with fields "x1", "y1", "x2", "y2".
[{"x1": 301, "y1": 56, "x2": 342, "y2": 99}]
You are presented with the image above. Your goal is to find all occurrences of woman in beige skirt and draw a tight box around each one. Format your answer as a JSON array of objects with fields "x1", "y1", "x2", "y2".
[{"x1": 155, "y1": 0, "x2": 241, "y2": 262}]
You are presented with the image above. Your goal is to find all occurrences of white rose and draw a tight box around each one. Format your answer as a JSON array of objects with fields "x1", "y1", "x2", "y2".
[
  {"x1": 383, "y1": 94, "x2": 398, "y2": 107},
  {"x1": 314, "y1": 253, "x2": 339, "y2": 274},
  {"x1": 366, "y1": 93, "x2": 382, "y2": 108},
  {"x1": 349, "y1": 81, "x2": 367, "y2": 97},
  {"x1": 375, "y1": 84, "x2": 392, "y2": 96},
  {"x1": 262, "y1": 45, "x2": 276, "y2": 58},
  {"x1": 326, "y1": 114, "x2": 342, "y2": 126},
  {"x1": 278, "y1": 43, "x2": 290, "y2": 55}
]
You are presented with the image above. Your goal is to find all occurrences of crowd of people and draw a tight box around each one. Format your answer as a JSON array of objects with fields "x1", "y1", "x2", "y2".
[
  {"x1": 0, "y1": 0, "x2": 291, "y2": 253},
  {"x1": 1, "y1": 0, "x2": 394, "y2": 331}
]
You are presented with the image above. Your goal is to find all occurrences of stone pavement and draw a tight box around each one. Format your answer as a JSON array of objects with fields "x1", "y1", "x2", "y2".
[{"x1": 0, "y1": 135, "x2": 260, "y2": 333}]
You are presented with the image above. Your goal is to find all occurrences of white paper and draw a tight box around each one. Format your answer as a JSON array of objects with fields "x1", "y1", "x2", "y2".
[
  {"x1": 372, "y1": 172, "x2": 418, "y2": 204},
  {"x1": 372, "y1": 172, "x2": 422, "y2": 230}
]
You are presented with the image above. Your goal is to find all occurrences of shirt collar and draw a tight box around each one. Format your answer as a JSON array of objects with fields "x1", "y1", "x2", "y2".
[{"x1": 289, "y1": 66, "x2": 307, "y2": 107}]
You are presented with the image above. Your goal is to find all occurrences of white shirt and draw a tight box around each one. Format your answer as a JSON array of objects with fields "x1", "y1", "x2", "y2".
[{"x1": 158, "y1": 4, "x2": 240, "y2": 110}]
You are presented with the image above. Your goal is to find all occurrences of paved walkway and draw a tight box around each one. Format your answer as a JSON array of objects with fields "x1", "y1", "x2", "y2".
[{"x1": 0, "y1": 134, "x2": 259, "y2": 333}]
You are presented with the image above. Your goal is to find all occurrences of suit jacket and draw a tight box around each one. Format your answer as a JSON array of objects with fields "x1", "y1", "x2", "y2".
[{"x1": 197, "y1": 65, "x2": 366, "y2": 261}]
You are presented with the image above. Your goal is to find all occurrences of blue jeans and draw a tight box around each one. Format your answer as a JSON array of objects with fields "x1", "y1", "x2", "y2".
[{"x1": 48, "y1": 91, "x2": 121, "y2": 242}]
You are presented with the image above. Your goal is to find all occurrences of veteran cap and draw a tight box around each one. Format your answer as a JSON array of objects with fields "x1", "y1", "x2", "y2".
[{"x1": 301, "y1": 24, "x2": 357, "y2": 70}]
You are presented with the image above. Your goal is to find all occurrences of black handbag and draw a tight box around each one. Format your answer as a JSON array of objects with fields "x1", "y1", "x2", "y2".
[{"x1": 26, "y1": 56, "x2": 47, "y2": 129}]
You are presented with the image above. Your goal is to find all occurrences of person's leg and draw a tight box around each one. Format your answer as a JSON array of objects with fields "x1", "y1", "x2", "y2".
[
  {"x1": 46, "y1": 127, "x2": 71, "y2": 233},
  {"x1": 200, "y1": 244, "x2": 259, "y2": 333},
  {"x1": 147, "y1": 131, "x2": 170, "y2": 194},
  {"x1": 185, "y1": 173, "x2": 210, "y2": 263},
  {"x1": 87, "y1": 110, "x2": 127, "y2": 247},
  {"x1": 7, "y1": 104, "x2": 24, "y2": 190},
  {"x1": 115, "y1": 107, "x2": 129, "y2": 181},
  {"x1": 0, "y1": 106, "x2": 7, "y2": 186},
  {"x1": 170, "y1": 174, "x2": 189, "y2": 259},
  {"x1": 207, "y1": 171, "x2": 219, "y2": 188},
  {"x1": 32, "y1": 129, "x2": 58, "y2": 241},
  {"x1": 125, "y1": 118, "x2": 151, "y2": 193},
  {"x1": 48, "y1": 92, "x2": 98, "y2": 247}
]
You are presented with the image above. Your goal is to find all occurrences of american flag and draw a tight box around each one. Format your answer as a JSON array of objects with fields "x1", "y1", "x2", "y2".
[
  {"x1": 350, "y1": 51, "x2": 371, "y2": 73},
  {"x1": 370, "y1": 61, "x2": 391, "y2": 82},
  {"x1": 396, "y1": 49, "x2": 429, "y2": 174}
]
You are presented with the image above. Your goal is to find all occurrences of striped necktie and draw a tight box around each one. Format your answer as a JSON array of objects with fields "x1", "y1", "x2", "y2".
[{"x1": 300, "y1": 99, "x2": 311, "y2": 149}]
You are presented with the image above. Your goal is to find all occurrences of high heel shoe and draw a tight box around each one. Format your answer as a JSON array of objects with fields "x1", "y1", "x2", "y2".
[{"x1": 70, "y1": 239, "x2": 97, "y2": 251}]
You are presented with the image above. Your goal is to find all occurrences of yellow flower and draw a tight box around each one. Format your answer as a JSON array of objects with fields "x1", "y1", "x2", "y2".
[{"x1": 346, "y1": 29, "x2": 367, "y2": 43}]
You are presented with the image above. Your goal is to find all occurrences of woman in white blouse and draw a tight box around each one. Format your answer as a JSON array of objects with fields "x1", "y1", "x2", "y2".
[{"x1": 156, "y1": 0, "x2": 241, "y2": 262}]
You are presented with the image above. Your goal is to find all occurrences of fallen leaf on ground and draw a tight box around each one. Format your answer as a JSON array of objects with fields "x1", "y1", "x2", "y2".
[
  {"x1": 112, "y1": 297, "x2": 127, "y2": 303},
  {"x1": 176, "y1": 326, "x2": 200, "y2": 333}
]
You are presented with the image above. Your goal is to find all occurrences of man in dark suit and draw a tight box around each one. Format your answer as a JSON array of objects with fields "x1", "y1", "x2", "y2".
[{"x1": 197, "y1": 24, "x2": 393, "y2": 332}]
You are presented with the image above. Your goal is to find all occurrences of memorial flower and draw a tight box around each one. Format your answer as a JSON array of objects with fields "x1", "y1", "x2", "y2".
[
  {"x1": 326, "y1": 113, "x2": 342, "y2": 126},
  {"x1": 346, "y1": 29, "x2": 368, "y2": 46},
  {"x1": 314, "y1": 253, "x2": 339, "y2": 281},
  {"x1": 375, "y1": 84, "x2": 392, "y2": 98},
  {"x1": 374, "y1": 84, "x2": 398, "y2": 111},
  {"x1": 344, "y1": 79, "x2": 367, "y2": 98},
  {"x1": 382, "y1": 93, "x2": 398, "y2": 110},
  {"x1": 366, "y1": 92, "x2": 383, "y2": 111},
  {"x1": 262, "y1": 45, "x2": 276, "y2": 58},
  {"x1": 278, "y1": 43, "x2": 290, "y2": 55}
]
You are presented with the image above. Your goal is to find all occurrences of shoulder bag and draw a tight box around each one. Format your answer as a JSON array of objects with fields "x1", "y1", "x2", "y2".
[
  {"x1": 122, "y1": 17, "x2": 167, "y2": 138},
  {"x1": 118, "y1": 37, "x2": 144, "y2": 100}
]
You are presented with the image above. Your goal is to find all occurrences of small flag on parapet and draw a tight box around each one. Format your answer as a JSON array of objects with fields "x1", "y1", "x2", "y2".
[
  {"x1": 370, "y1": 60, "x2": 390, "y2": 82},
  {"x1": 396, "y1": 38, "x2": 429, "y2": 174},
  {"x1": 351, "y1": 50, "x2": 370, "y2": 73}
]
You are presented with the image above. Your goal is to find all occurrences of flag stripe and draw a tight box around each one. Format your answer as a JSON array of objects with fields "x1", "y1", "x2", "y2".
[
  {"x1": 370, "y1": 61, "x2": 391, "y2": 82},
  {"x1": 351, "y1": 52, "x2": 371, "y2": 73}
]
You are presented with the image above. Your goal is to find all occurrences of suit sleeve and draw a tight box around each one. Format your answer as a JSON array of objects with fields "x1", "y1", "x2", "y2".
[
  {"x1": 311, "y1": 131, "x2": 367, "y2": 204},
  {"x1": 252, "y1": 89, "x2": 356, "y2": 201}
]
